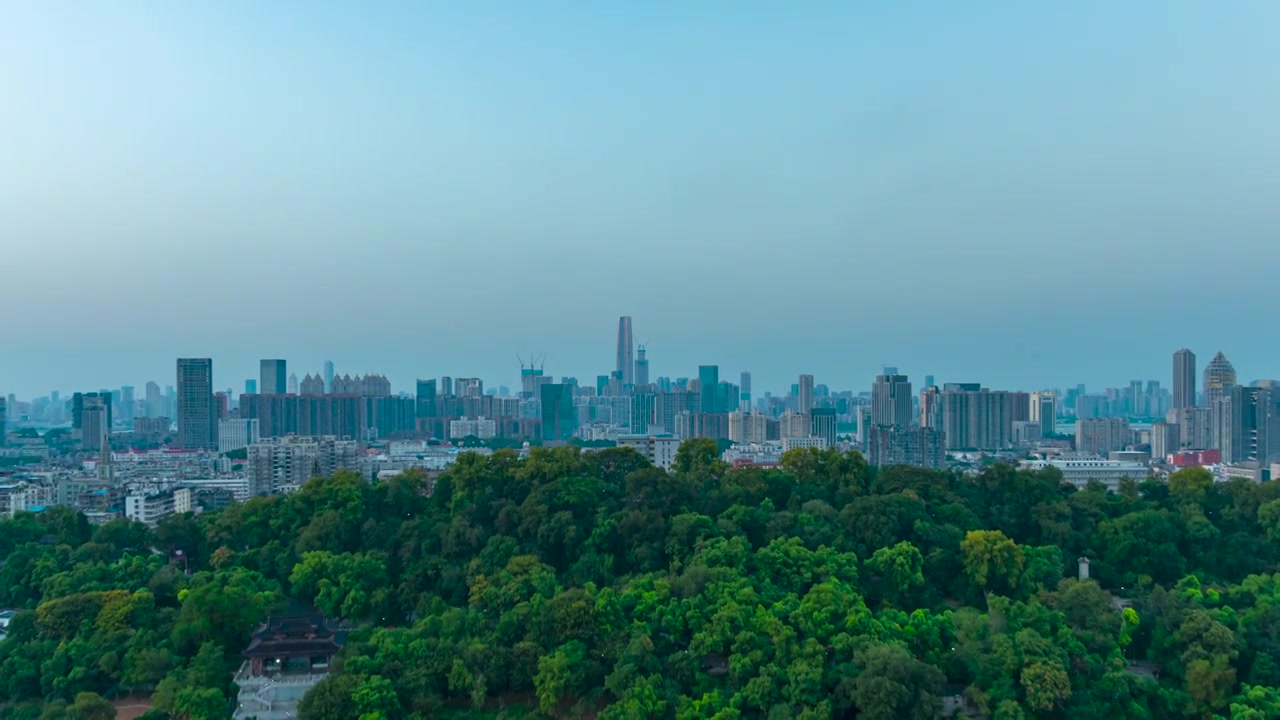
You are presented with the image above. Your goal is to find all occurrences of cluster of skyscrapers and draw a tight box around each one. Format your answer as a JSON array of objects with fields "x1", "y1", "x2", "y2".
[{"x1": 3, "y1": 320, "x2": 1277, "y2": 481}]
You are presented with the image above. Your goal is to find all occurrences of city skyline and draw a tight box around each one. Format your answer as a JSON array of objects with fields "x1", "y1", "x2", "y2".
[
  {"x1": 4, "y1": 3, "x2": 1280, "y2": 398},
  {"x1": 0, "y1": 334, "x2": 1271, "y2": 404}
]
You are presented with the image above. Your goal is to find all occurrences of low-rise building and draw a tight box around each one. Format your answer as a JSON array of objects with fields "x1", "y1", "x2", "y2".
[
  {"x1": 125, "y1": 489, "x2": 191, "y2": 526},
  {"x1": 617, "y1": 434, "x2": 681, "y2": 471},
  {"x1": 1022, "y1": 456, "x2": 1148, "y2": 491}
]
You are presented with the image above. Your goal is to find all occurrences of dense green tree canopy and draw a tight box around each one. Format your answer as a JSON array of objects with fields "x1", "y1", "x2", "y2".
[{"x1": 0, "y1": 451, "x2": 1278, "y2": 719}]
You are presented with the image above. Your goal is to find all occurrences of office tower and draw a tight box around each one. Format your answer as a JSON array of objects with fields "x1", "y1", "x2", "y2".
[
  {"x1": 540, "y1": 383, "x2": 577, "y2": 442},
  {"x1": 699, "y1": 366, "x2": 720, "y2": 414},
  {"x1": 616, "y1": 316, "x2": 635, "y2": 386},
  {"x1": 73, "y1": 392, "x2": 113, "y2": 435},
  {"x1": 441, "y1": 377, "x2": 454, "y2": 396},
  {"x1": 120, "y1": 386, "x2": 135, "y2": 422},
  {"x1": 631, "y1": 388, "x2": 655, "y2": 434},
  {"x1": 145, "y1": 381, "x2": 162, "y2": 418},
  {"x1": 81, "y1": 400, "x2": 109, "y2": 452},
  {"x1": 739, "y1": 371, "x2": 752, "y2": 410},
  {"x1": 324, "y1": 360, "x2": 335, "y2": 394},
  {"x1": 456, "y1": 378, "x2": 484, "y2": 397},
  {"x1": 1030, "y1": 392, "x2": 1056, "y2": 435},
  {"x1": 856, "y1": 406, "x2": 873, "y2": 446},
  {"x1": 635, "y1": 345, "x2": 650, "y2": 387},
  {"x1": 177, "y1": 358, "x2": 216, "y2": 450},
  {"x1": 866, "y1": 425, "x2": 945, "y2": 469},
  {"x1": 1128, "y1": 380, "x2": 1144, "y2": 417},
  {"x1": 810, "y1": 408, "x2": 837, "y2": 447},
  {"x1": 416, "y1": 379, "x2": 438, "y2": 418},
  {"x1": 1203, "y1": 352, "x2": 1236, "y2": 408},
  {"x1": 287, "y1": 372, "x2": 299, "y2": 395},
  {"x1": 300, "y1": 374, "x2": 325, "y2": 395},
  {"x1": 924, "y1": 375, "x2": 935, "y2": 388},
  {"x1": 871, "y1": 371, "x2": 912, "y2": 427},
  {"x1": 261, "y1": 360, "x2": 288, "y2": 395},
  {"x1": 218, "y1": 418, "x2": 261, "y2": 454},
  {"x1": 1075, "y1": 417, "x2": 1131, "y2": 455},
  {"x1": 245, "y1": 379, "x2": 258, "y2": 395},
  {"x1": 1173, "y1": 349, "x2": 1196, "y2": 410},
  {"x1": 798, "y1": 374, "x2": 815, "y2": 414}
]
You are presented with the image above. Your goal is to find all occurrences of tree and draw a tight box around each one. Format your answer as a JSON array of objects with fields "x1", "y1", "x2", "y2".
[
  {"x1": 961, "y1": 530, "x2": 1025, "y2": 597},
  {"x1": 847, "y1": 643, "x2": 944, "y2": 720},
  {"x1": 866, "y1": 541, "x2": 924, "y2": 596},
  {"x1": 66, "y1": 692, "x2": 116, "y2": 720}
]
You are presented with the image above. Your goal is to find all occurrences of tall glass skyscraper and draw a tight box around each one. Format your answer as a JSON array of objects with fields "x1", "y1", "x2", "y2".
[
  {"x1": 616, "y1": 316, "x2": 634, "y2": 386},
  {"x1": 177, "y1": 358, "x2": 215, "y2": 449},
  {"x1": 699, "y1": 365, "x2": 719, "y2": 413}
]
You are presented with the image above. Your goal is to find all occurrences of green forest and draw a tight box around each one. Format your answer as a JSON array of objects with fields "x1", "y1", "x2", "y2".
[{"x1": 2, "y1": 441, "x2": 1280, "y2": 719}]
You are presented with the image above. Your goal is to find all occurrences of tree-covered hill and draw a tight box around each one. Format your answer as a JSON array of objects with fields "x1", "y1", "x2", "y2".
[{"x1": 2, "y1": 441, "x2": 1280, "y2": 719}]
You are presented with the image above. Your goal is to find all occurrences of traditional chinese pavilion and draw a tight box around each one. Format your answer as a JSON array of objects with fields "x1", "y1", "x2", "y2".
[{"x1": 242, "y1": 610, "x2": 344, "y2": 677}]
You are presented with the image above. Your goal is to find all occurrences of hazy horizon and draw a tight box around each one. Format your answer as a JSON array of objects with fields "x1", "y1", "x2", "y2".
[{"x1": 3, "y1": 2, "x2": 1278, "y2": 398}]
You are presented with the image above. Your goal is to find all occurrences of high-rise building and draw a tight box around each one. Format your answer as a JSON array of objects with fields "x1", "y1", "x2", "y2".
[
  {"x1": 1203, "y1": 352, "x2": 1236, "y2": 408},
  {"x1": 1173, "y1": 349, "x2": 1196, "y2": 410},
  {"x1": 246, "y1": 436, "x2": 359, "y2": 496},
  {"x1": 635, "y1": 345, "x2": 650, "y2": 387},
  {"x1": 739, "y1": 371, "x2": 752, "y2": 410},
  {"x1": 940, "y1": 386, "x2": 1016, "y2": 450},
  {"x1": 0, "y1": 396, "x2": 6, "y2": 444},
  {"x1": 631, "y1": 388, "x2": 656, "y2": 434},
  {"x1": 441, "y1": 376, "x2": 454, "y2": 396},
  {"x1": 245, "y1": 379, "x2": 257, "y2": 395},
  {"x1": 616, "y1": 316, "x2": 635, "y2": 387},
  {"x1": 698, "y1": 366, "x2": 719, "y2": 414},
  {"x1": 81, "y1": 401, "x2": 109, "y2": 451},
  {"x1": 287, "y1": 372, "x2": 299, "y2": 395},
  {"x1": 1030, "y1": 392, "x2": 1056, "y2": 436},
  {"x1": 416, "y1": 379, "x2": 438, "y2": 418},
  {"x1": 1211, "y1": 385, "x2": 1280, "y2": 465},
  {"x1": 1076, "y1": 417, "x2": 1131, "y2": 455},
  {"x1": 120, "y1": 386, "x2": 135, "y2": 422},
  {"x1": 177, "y1": 358, "x2": 216, "y2": 450},
  {"x1": 871, "y1": 371, "x2": 912, "y2": 427},
  {"x1": 1150, "y1": 420, "x2": 1179, "y2": 462},
  {"x1": 73, "y1": 392, "x2": 113, "y2": 436},
  {"x1": 779, "y1": 411, "x2": 810, "y2": 439},
  {"x1": 920, "y1": 386, "x2": 942, "y2": 430},
  {"x1": 323, "y1": 360, "x2": 335, "y2": 394},
  {"x1": 145, "y1": 381, "x2": 163, "y2": 418},
  {"x1": 729, "y1": 410, "x2": 768, "y2": 444},
  {"x1": 866, "y1": 425, "x2": 945, "y2": 469},
  {"x1": 540, "y1": 383, "x2": 577, "y2": 442},
  {"x1": 261, "y1": 360, "x2": 288, "y2": 396},
  {"x1": 299, "y1": 374, "x2": 325, "y2": 395},
  {"x1": 456, "y1": 378, "x2": 484, "y2": 397},
  {"x1": 798, "y1": 374, "x2": 815, "y2": 415},
  {"x1": 810, "y1": 408, "x2": 837, "y2": 448},
  {"x1": 1178, "y1": 406, "x2": 1213, "y2": 450}
]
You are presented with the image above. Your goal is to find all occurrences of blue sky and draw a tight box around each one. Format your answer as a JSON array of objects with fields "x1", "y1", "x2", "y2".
[{"x1": 2, "y1": 1, "x2": 1278, "y2": 398}]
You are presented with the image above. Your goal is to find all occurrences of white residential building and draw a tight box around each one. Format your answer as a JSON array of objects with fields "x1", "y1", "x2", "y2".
[
  {"x1": 125, "y1": 490, "x2": 190, "y2": 526},
  {"x1": 218, "y1": 419, "x2": 261, "y2": 454},
  {"x1": 449, "y1": 418, "x2": 496, "y2": 440},
  {"x1": 617, "y1": 435, "x2": 681, "y2": 471}
]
